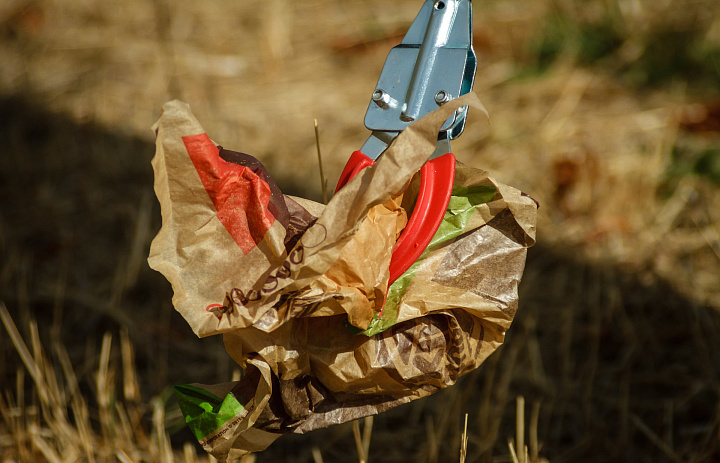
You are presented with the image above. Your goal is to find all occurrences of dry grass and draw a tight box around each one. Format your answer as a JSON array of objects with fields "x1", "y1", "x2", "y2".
[
  {"x1": 1, "y1": 301, "x2": 488, "y2": 463},
  {"x1": 1, "y1": 0, "x2": 719, "y2": 461},
  {"x1": 0, "y1": 302, "x2": 220, "y2": 463}
]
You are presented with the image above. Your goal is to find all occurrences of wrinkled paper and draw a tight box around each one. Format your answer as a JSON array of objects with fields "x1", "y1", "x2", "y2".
[{"x1": 149, "y1": 92, "x2": 537, "y2": 461}]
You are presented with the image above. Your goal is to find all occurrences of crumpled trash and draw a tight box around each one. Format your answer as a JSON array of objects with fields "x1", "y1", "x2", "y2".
[{"x1": 148, "y1": 92, "x2": 537, "y2": 461}]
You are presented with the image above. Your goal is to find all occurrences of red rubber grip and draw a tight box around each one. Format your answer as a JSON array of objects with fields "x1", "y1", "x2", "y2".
[
  {"x1": 388, "y1": 152, "x2": 455, "y2": 283},
  {"x1": 336, "y1": 151, "x2": 456, "y2": 286},
  {"x1": 335, "y1": 151, "x2": 376, "y2": 193}
]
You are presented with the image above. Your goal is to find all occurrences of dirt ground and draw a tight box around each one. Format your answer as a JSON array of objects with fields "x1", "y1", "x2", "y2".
[{"x1": 1, "y1": 0, "x2": 720, "y2": 462}]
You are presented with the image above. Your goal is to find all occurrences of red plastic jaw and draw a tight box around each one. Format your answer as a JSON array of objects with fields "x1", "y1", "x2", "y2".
[
  {"x1": 334, "y1": 151, "x2": 376, "y2": 195},
  {"x1": 335, "y1": 150, "x2": 456, "y2": 286}
]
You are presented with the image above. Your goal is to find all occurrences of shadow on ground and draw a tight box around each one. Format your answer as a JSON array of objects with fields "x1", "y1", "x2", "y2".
[{"x1": 1, "y1": 93, "x2": 718, "y2": 463}]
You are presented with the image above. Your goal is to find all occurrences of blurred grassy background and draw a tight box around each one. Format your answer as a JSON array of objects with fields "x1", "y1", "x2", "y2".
[{"x1": 1, "y1": 0, "x2": 720, "y2": 461}]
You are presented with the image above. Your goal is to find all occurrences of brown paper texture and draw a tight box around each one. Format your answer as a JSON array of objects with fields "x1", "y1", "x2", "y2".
[{"x1": 149, "y1": 92, "x2": 537, "y2": 460}]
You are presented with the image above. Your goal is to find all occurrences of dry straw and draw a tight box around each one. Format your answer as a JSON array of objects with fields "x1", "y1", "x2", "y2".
[
  {"x1": 0, "y1": 301, "x2": 252, "y2": 463},
  {"x1": 2, "y1": 300, "x2": 545, "y2": 462}
]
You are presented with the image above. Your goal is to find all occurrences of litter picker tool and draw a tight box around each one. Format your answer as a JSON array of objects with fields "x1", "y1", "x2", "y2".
[{"x1": 335, "y1": 0, "x2": 477, "y2": 285}]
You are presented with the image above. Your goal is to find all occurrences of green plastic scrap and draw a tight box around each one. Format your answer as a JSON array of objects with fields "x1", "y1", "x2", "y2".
[{"x1": 174, "y1": 384, "x2": 244, "y2": 440}]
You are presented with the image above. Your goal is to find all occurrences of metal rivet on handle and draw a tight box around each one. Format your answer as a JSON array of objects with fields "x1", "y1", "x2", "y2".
[
  {"x1": 372, "y1": 89, "x2": 391, "y2": 109},
  {"x1": 434, "y1": 90, "x2": 450, "y2": 105}
]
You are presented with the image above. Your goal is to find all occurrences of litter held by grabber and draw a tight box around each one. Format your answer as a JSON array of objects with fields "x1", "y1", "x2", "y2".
[{"x1": 148, "y1": 0, "x2": 537, "y2": 460}]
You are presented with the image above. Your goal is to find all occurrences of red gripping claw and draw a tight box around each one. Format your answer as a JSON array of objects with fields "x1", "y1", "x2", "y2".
[
  {"x1": 388, "y1": 152, "x2": 455, "y2": 283},
  {"x1": 335, "y1": 151, "x2": 376, "y2": 194},
  {"x1": 335, "y1": 151, "x2": 456, "y2": 285}
]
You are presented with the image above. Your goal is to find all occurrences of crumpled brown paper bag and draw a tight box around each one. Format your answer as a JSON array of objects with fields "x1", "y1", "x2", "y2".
[{"x1": 149, "y1": 92, "x2": 537, "y2": 461}]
